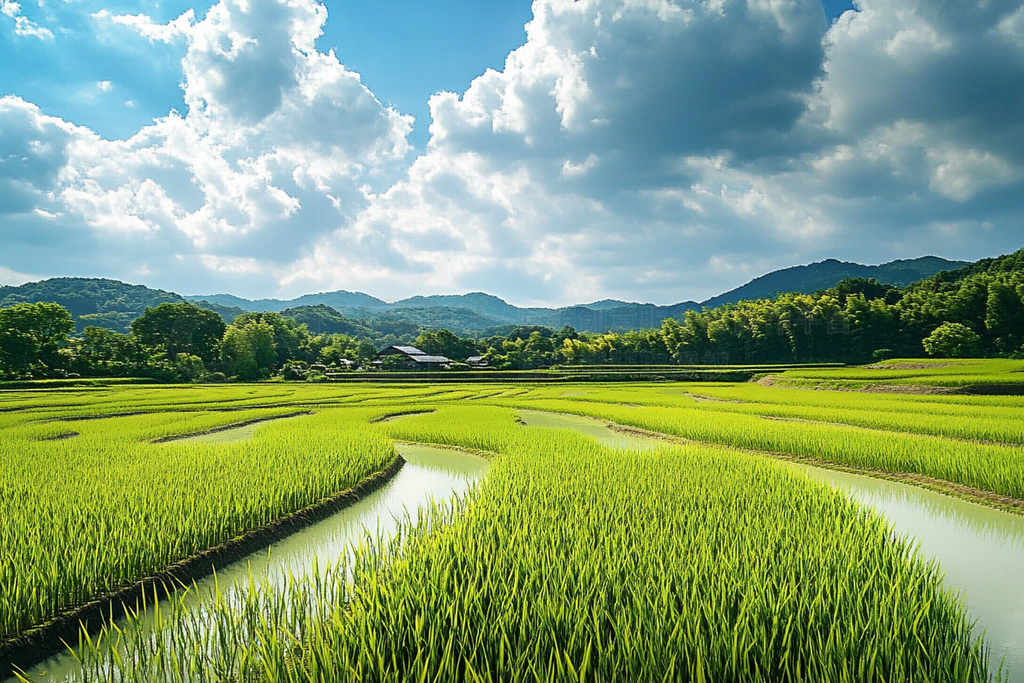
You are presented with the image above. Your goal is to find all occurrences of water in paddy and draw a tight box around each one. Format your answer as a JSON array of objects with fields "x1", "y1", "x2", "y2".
[
  {"x1": 174, "y1": 414, "x2": 308, "y2": 444},
  {"x1": 519, "y1": 409, "x2": 1024, "y2": 681},
  {"x1": 11, "y1": 443, "x2": 488, "y2": 683},
  {"x1": 788, "y1": 464, "x2": 1024, "y2": 681},
  {"x1": 517, "y1": 409, "x2": 659, "y2": 450}
]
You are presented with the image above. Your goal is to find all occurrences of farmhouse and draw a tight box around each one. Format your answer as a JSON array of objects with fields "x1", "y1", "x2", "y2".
[
  {"x1": 376, "y1": 345, "x2": 451, "y2": 370},
  {"x1": 466, "y1": 356, "x2": 488, "y2": 368}
]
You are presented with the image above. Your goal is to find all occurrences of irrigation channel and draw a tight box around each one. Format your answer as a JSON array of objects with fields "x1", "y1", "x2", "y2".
[
  {"x1": 514, "y1": 410, "x2": 1024, "y2": 682},
  {"x1": 11, "y1": 410, "x2": 1024, "y2": 681},
  {"x1": 10, "y1": 439, "x2": 489, "y2": 683}
]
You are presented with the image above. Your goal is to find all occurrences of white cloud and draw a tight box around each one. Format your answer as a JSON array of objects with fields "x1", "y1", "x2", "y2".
[
  {"x1": 309, "y1": 0, "x2": 1024, "y2": 304},
  {"x1": 0, "y1": 265, "x2": 38, "y2": 286},
  {"x1": 2, "y1": 0, "x2": 53, "y2": 39},
  {"x1": 94, "y1": 9, "x2": 195, "y2": 44},
  {"x1": 2, "y1": 0, "x2": 413, "y2": 295},
  {"x1": 3, "y1": 0, "x2": 1024, "y2": 305}
]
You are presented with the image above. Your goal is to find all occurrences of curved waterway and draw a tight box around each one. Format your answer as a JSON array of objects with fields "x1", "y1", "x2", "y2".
[
  {"x1": 10, "y1": 443, "x2": 488, "y2": 683},
  {"x1": 788, "y1": 464, "x2": 1024, "y2": 681},
  {"x1": 517, "y1": 409, "x2": 1024, "y2": 681}
]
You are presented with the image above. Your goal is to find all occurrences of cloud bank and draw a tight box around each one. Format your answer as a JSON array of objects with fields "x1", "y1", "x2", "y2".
[{"x1": 2, "y1": 0, "x2": 1023, "y2": 304}]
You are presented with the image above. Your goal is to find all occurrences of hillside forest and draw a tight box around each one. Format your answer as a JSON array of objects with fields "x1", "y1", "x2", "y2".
[{"x1": 1, "y1": 248, "x2": 1023, "y2": 381}]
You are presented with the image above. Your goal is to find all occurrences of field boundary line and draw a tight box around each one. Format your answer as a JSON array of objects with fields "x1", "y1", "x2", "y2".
[
  {"x1": 149, "y1": 411, "x2": 315, "y2": 443},
  {"x1": 605, "y1": 422, "x2": 1024, "y2": 517},
  {"x1": 0, "y1": 454, "x2": 405, "y2": 678},
  {"x1": 368, "y1": 410, "x2": 436, "y2": 424},
  {"x1": 393, "y1": 440, "x2": 497, "y2": 460},
  {"x1": 757, "y1": 414, "x2": 1024, "y2": 448}
]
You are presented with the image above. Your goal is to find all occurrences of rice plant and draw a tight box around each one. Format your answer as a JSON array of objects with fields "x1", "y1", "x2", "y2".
[{"x1": 51, "y1": 407, "x2": 991, "y2": 682}]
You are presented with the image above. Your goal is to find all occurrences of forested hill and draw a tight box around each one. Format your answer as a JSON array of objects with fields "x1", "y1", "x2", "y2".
[
  {"x1": 701, "y1": 256, "x2": 966, "y2": 309},
  {"x1": 0, "y1": 278, "x2": 247, "y2": 333},
  {"x1": 2, "y1": 247, "x2": 1023, "y2": 381},
  {"x1": 0, "y1": 278, "x2": 181, "y2": 317},
  {"x1": 0, "y1": 252, "x2": 990, "y2": 337},
  {"x1": 668, "y1": 247, "x2": 1024, "y2": 364},
  {"x1": 189, "y1": 290, "x2": 388, "y2": 312}
]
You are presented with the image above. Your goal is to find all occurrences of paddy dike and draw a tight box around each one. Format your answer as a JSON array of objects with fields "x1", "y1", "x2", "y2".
[
  {"x1": 515, "y1": 408, "x2": 1024, "y2": 682},
  {"x1": 0, "y1": 452, "x2": 402, "y2": 679},
  {"x1": 9, "y1": 442, "x2": 488, "y2": 683},
  {"x1": 150, "y1": 411, "x2": 313, "y2": 444}
]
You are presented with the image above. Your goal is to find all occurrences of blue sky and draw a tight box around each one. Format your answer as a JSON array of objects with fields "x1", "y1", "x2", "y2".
[
  {"x1": 2, "y1": 0, "x2": 1022, "y2": 305},
  {"x1": 1, "y1": 1, "x2": 856, "y2": 148}
]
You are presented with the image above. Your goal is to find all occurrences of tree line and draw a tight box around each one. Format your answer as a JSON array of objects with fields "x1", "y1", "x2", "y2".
[{"x1": 2, "y1": 248, "x2": 1023, "y2": 381}]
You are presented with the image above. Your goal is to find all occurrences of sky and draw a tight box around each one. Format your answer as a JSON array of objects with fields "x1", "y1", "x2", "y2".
[{"x1": 2, "y1": 0, "x2": 1023, "y2": 306}]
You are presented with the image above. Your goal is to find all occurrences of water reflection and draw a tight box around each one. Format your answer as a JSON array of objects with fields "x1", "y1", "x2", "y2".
[
  {"x1": 517, "y1": 409, "x2": 659, "y2": 451},
  {"x1": 788, "y1": 463, "x2": 1024, "y2": 681},
  {"x1": 11, "y1": 443, "x2": 488, "y2": 683}
]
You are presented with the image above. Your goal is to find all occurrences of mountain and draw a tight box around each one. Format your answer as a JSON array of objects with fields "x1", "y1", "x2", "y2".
[
  {"x1": 190, "y1": 300, "x2": 248, "y2": 323},
  {"x1": 938, "y1": 249, "x2": 1024, "y2": 281},
  {"x1": 0, "y1": 278, "x2": 184, "y2": 333},
  {"x1": 0, "y1": 253, "x2": 973, "y2": 336},
  {"x1": 0, "y1": 277, "x2": 181, "y2": 318},
  {"x1": 388, "y1": 292, "x2": 549, "y2": 321},
  {"x1": 0, "y1": 278, "x2": 248, "y2": 332},
  {"x1": 189, "y1": 288, "x2": 699, "y2": 331},
  {"x1": 187, "y1": 290, "x2": 388, "y2": 312},
  {"x1": 700, "y1": 256, "x2": 966, "y2": 309}
]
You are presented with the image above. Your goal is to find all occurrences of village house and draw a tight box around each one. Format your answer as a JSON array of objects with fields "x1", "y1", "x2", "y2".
[{"x1": 375, "y1": 345, "x2": 451, "y2": 370}]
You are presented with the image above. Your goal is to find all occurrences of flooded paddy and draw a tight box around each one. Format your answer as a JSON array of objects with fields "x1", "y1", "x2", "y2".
[
  {"x1": 171, "y1": 413, "x2": 310, "y2": 444},
  {"x1": 517, "y1": 409, "x2": 658, "y2": 450},
  {"x1": 789, "y1": 464, "x2": 1024, "y2": 681},
  {"x1": 516, "y1": 408, "x2": 1024, "y2": 681},
  {"x1": 10, "y1": 443, "x2": 488, "y2": 683}
]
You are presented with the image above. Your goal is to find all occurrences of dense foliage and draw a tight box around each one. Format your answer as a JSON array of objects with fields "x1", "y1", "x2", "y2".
[
  {"x1": 3, "y1": 248, "x2": 1024, "y2": 380},
  {"x1": 3, "y1": 386, "x2": 1004, "y2": 682}
]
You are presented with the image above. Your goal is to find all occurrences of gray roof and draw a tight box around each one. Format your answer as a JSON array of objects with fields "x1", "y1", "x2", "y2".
[
  {"x1": 408, "y1": 355, "x2": 451, "y2": 364},
  {"x1": 389, "y1": 345, "x2": 425, "y2": 355}
]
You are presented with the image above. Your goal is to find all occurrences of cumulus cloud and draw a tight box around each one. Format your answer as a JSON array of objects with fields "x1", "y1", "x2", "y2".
[
  {"x1": 1, "y1": 0, "x2": 53, "y2": 39},
  {"x1": 3, "y1": 0, "x2": 1024, "y2": 304},
  {"x1": 2, "y1": 0, "x2": 412, "y2": 294},
  {"x1": 289, "y1": 0, "x2": 834, "y2": 303},
  {"x1": 93, "y1": 8, "x2": 195, "y2": 44},
  {"x1": 293, "y1": 0, "x2": 1024, "y2": 304}
]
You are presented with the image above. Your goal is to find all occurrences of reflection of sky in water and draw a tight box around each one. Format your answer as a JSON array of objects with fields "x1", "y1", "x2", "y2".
[
  {"x1": 519, "y1": 409, "x2": 1024, "y2": 681},
  {"x1": 518, "y1": 409, "x2": 659, "y2": 451},
  {"x1": 790, "y1": 463, "x2": 1024, "y2": 682},
  {"x1": 12, "y1": 444, "x2": 488, "y2": 683}
]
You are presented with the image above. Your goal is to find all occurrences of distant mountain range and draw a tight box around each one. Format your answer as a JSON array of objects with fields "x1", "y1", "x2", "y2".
[
  {"x1": 0, "y1": 255, "x2": 967, "y2": 334},
  {"x1": 701, "y1": 256, "x2": 966, "y2": 309}
]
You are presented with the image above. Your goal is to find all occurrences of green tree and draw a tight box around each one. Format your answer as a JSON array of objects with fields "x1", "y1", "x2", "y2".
[
  {"x1": 356, "y1": 340, "x2": 377, "y2": 363},
  {"x1": 415, "y1": 329, "x2": 477, "y2": 360},
  {"x1": 984, "y1": 281, "x2": 1024, "y2": 351},
  {"x1": 922, "y1": 322, "x2": 981, "y2": 358},
  {"x1": 131, "y1": 303, "x2": 225, "y2": 362},
  {"x1": 67, "y1": 326, "x2": 146, "y2": 376},
  {"x1": 0, "y1": 302, "x2": 74, "y2": 377},
  {"x1": 524, "y1": 331, "x2": 555, "y2": 367},
  {"x1": 232, "y1": 311, "x2": 308, "y2": 364},
  {"x1": 221, "y1": 318, "x2": 276, "y2": 379}
]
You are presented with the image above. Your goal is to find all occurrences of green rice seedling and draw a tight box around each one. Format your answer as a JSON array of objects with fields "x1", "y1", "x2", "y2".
[
  {"x1": 487, "y1": 397, "x2": 1024, "y2": 500},
  {"x1": 51, "y1": 406, "x2": 990, "y2": 682},
  {"x1": 0, "y1": 407, "x2": 395, "y2": 640}
]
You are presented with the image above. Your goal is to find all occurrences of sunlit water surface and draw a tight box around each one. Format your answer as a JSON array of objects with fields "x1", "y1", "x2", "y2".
[
  {"x1": 520, "y1": 408, "x2": 1024, "y2": 681},
  {"x1": 12, "y1": 442, "x2": 487, "y2": 682}
]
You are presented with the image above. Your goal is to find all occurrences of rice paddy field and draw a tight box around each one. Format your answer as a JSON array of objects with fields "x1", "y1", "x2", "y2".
[{"x1": 2, "y1": 361, "x2": 1023, "y2": 681}]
